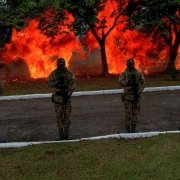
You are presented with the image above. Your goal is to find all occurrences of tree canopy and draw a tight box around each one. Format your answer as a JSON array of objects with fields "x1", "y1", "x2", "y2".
[
  {"x1": 126, "y1": 0, "x2": 180, "y2": 78},
  {"x1": 2, "y1": 0, "x2": 179, "y2": 77},
  {"x1": 0, "y1": 0, "x2": 50, "y2": 48},
  {"x1": 29, "y1": 0, "x2": 128, "y2": 76}
]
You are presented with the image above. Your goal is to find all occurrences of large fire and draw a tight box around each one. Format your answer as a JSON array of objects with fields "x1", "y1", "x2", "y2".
[{"x1": 0, "y1": 0, "x2": 179, "y2": 79}]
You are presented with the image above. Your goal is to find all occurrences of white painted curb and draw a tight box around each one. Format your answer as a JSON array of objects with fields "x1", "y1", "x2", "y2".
[
  {"x1": 0, "y1": 86, "x2": 180, "y2": 101},
  {"x1": 0, "y1": 131, "x2": 180, "y2": 148}
]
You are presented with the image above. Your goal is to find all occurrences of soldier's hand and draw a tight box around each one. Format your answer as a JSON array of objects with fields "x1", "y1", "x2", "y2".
[
  {"x1": 54, "y1": 81, "x2": 60, "y2": 88},
  {"x1": 123, "y1": 79, "x2": 129, "y2": 86}
]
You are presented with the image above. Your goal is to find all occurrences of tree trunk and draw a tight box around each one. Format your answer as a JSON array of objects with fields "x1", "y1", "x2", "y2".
[
  {"x1": 166, "y1": 37, "x2": 180, "y2": 79},
  {"x1": 99, "y1": 38, "x2": 109, "y2": 76},
  {"x1": 90, "y1": 27, "x2": 110, "y2": 76}
]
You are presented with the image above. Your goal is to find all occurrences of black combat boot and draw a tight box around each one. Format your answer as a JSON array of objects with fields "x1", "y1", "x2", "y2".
[
  {"x1": 56, "y1": 127, "x2": 64, "y2": 141},
  {"x1": 131, "y1": 124, "x2": 137, "y2": 133},
  {"x1": 64, "y1": 126, "x2": 73, "y2": 140},
  {"x1": 125, "y1": 125, "x2": 131, "y2": 133}
]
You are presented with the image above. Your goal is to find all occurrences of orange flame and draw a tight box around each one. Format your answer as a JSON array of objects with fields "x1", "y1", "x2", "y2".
[{"x1": 0, "y1": 0, "x2": 179, "y2": 79}]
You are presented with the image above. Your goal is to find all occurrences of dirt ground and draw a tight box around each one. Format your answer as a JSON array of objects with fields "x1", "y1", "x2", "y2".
[{"x1": 0, "y1": 90, "x2": 180, "y2": 142}]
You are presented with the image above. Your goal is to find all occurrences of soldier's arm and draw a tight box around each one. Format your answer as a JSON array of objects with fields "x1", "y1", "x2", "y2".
[
  {"x1": 46, "y1": 72, "x2": 57, "y2": 88},
  {"x1": 139, "y1": 72, "x2": 146, "y2": 93},
  {"x1": 68, "y1": 71, "x2": 76, "y2": 96},
  {"x1": 118, "y1": 71, "x2": 128, "y2": 87}
]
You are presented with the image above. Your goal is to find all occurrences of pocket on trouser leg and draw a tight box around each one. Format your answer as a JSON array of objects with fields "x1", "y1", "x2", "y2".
[
  {"x1": 132, "y1": 101, "x2": 140, "y2": 116},
  {"x1": 53, "y1": 95, "x2": 63, "y2": 104},
  {"x1": 124, "y1": 95, "x2": 134, "y2": 102}
]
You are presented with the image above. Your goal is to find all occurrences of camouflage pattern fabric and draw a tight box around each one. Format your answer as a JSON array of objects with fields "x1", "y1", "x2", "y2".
[
  {"x1": 0, "y1": 78, "x2": 4, "y2": 95},
  {"x1": 53, "y1": 95, "x2": 72, "y2": 128},
  {"x1": 47, "y1": 67, "x2": 76, "y2": 129},
  {"x1": 118, "y1": 67, "x2": 145, "y2": 129},
  {"x1": 47, "y1": 67, "x2": 76, "y2": 96},
  {"x1": 118, "y1": 68, "x2": 145, "y2": 94},
  {"x1": 124, "y1": 96, "x2": 140, "y2": 125}
]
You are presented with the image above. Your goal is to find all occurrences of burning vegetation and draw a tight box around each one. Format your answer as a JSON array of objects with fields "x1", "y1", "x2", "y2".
[{"x1": 0, "y1": 0, "x2": 179, "y2": 80}]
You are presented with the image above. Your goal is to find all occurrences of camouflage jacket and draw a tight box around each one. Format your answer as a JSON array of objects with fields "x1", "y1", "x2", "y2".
[
  {"x1": 118, "y1": 68, "x2": 145, "y2": 94},
  {"x1": 47, "y1": 68, "x2": 76, "y2": 96},
  {"x1": 0, "y1": 78, "x2": 4, "y2": 95}
]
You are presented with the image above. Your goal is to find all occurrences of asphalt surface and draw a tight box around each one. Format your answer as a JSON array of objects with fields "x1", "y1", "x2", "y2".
[{"x1": 0, "y1": 90, "x2": 180, "y2": 142}]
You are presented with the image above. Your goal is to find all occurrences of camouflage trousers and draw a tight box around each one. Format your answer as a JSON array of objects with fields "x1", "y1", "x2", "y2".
[
  {"x1": 123, "y1": 95, "x2": 140, "y2": 126},
  {"x1": 53, "y1": 95, "x2": 72, "y2": 128}
]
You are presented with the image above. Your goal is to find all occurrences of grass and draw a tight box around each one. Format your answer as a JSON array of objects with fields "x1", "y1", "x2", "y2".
[
  {"x1": 2, "y1": 73, "x2": 180, "y2": 96},
  {"x1": 0, "y1": 134, "x2": 180, "y2": 180}
]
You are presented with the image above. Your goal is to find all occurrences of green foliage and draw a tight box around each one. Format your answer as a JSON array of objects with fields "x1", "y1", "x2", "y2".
[
  {"x1": 0, "y1": 0, "x2": 52, "y2": 48},
  {"x1": 0, "y1": 134, "x2": 180, "y2": 179},
  {"x1": 0, "y1": 0, "x2": 127, "y2": 76},
  {"x1": 126, "y1": 0, "x2": 180, "y2": 38},
  {"x1": 0, "y1": 0, "x2": 53, "y2": 27},
  {"x1": 36, "y1": 0, "x2": 105, "y2": 36},
  {"x1": 126, "y1": 0, "x2": 180, "y2": 79}
]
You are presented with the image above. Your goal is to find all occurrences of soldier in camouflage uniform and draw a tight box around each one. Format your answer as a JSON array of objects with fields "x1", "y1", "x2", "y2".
[
  {"x1": 0, "y1": 78, "x2": 4, "y2": 96},
  {"x1": 118, "y1": 58, "x2": 145, "y2": 133},
  {"x1": 47, "y1": 58, "x2": 76, "y2": 140}
]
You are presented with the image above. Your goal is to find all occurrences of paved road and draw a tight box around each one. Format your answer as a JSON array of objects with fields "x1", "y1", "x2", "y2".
[{"x1": 0, "y1": 90, "x2": 180, "y2": 142}]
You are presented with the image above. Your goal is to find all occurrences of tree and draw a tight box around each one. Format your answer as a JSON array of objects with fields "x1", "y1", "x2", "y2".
[
  {"x1": 126, "y1": 0, "x2": 180, "y2": 79},
  {"x1": 0, "y1": 0, "x2": 49, "y2": 48},
  {"x1": 0, "y1": 0, "x2": 28, "y2": 48},
  {"x1": 15, "y1": 0, "x2": 129, "y2": 76},
  {"x1": 0, "y1": 0, "x2": 14, "y2": 49}
]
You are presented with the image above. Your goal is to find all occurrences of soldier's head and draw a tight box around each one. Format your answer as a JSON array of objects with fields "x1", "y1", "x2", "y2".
[
  {"x1": 57, "y1": 58, "x2": 65, "y2": 70},
  {"x1": 126, "y1": 58, "x2": 135, "y2": 69}
]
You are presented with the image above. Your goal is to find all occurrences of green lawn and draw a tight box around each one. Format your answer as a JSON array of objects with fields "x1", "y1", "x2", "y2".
[
  {"x1": 0, "y1": 134, "x2": 180, "y2": 180},
  {"x1": 2, "y1": 73, "x2": 180, "y2": 96}
]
